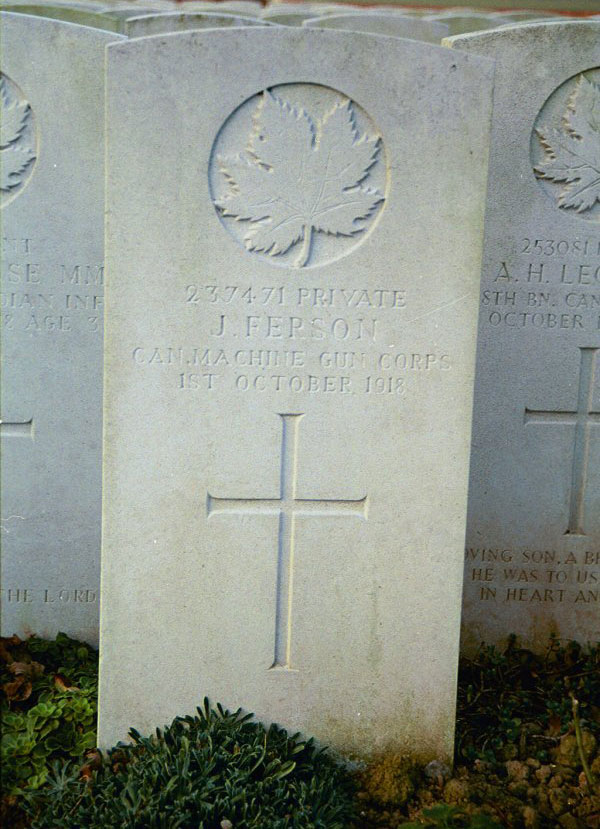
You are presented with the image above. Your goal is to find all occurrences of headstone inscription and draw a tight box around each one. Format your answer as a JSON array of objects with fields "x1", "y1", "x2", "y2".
[
  {"x1": 0, "y1": 14, "x2": 126, "y2": 646},
  {"x1": 98, "y1": 26, "x2": 494, "y2": 758},
  {"x1": 445, "y1": 22, "x2": 600, "y2": 653},
  {"x1": 303, "y1": 12, "x2": 448, "y2": 43}
]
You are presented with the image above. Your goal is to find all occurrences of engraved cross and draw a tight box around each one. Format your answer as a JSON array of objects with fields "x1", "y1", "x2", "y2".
[
  {"x1": 0, "y1": 418, "x2": 33, "y2": 532},
  {"x1": 0, "y1": 418, "x2": 34, "y2": 439},
  {"x1": 525, "y1": 347, "x2": 599, "y2": 535},
  {"x1": 207, "y1": 413, "x2": 368, "y2": 670}
]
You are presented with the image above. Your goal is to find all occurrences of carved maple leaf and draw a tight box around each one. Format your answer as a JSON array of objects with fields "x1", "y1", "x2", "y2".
[
  {"x1": 534, "y1": 75, "x2": 600, "y2": 214},
  {"x1": 215, "y1": 91, "x2": 384, "y2": 267},
  {"x1": 0, "y1": 77, "x2": 30, "y2": 148},
  {"x1": 1, "y1": 76, "x2": 35, "y2": 192},
  {"x1": 1, "y1": 146, "x2": 36, "y2": 191}
]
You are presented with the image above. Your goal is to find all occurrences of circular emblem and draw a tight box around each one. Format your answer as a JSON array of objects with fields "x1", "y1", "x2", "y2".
[
  {"x1": 531, "y1": 68, "x2": 600, "y2": 224},
  {"x1": 1, "y1": 72, "x2": 37, "y2": 208},
  {"x1": 209, "y1": 83, "x2": 387, "y2": 269}
]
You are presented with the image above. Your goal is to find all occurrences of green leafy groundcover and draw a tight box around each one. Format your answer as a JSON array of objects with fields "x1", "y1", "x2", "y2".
[
  {"x1": 1, "y1": 635, "x2": 355, "y2": 827},
  {"x1": 456, "y1": 634, "x2": 600, "y2": 764},
  {"x1": 2, "y1": 633, "x2": 599, "y2": 828},
  {"x1": 1, "y1": 633, "x2": 98, "y2": 795},
  {"x1": 23, "y1": 700, "x2": 356, "y2": 828}
]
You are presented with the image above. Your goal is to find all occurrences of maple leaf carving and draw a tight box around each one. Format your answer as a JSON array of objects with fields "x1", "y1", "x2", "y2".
[
  {"x1": 0, "y1": 77, "x2": 30, "y2": 148},
  {"x1": 0, "y1": 76, "x2": 36, "y2": 193},
  {"x1": 534, "y1": 74, "x2": 600, "y2": 214},
  {"x1": 215, "y1": 91, "x2": 384, "y2": 267},
  {"x1": 1, "y1": 146, "x2": 36, "y2": 191}
]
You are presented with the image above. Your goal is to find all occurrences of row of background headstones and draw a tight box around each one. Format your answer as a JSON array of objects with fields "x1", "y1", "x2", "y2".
[
  {"x1": 0, "y1": 0, "x2": 589, "y2": 36},
  {"x1": 1, "y1": 4, "x2": 598, "y2": 758}
]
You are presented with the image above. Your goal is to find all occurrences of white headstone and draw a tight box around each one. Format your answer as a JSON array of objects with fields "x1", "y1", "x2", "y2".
[
  {"x1": 98, "y1": 27, "x2": 493, "y2": 758},
  {"x1": 445, "y1": 21, "x2": 600, "y2": 653},
  {"x1": 262, "y1": 10, "x2": 321, "y2": 25},
  {"x1": 180, "y1": 1, "x2": 262, "y2": 13},
  {"x1": 0, "y1": 2, "x2": 174, "y2": 30},
  {"x1": 425, "y1": 12, "x2": 500, "y2": 36},
  {"x1": 125, "y1": 11, "x2": 272, "y2": 36},
  {"x1": 0, "y1": 14, "x2": 125, "y2": 645},
  {"x1": 303, "y1": 12, "x2": 448, "y2": 43}
]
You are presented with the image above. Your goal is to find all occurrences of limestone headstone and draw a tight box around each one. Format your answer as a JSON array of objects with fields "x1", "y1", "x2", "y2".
[
  {"x1": 180, "y1": 1, "x2": 262, "y2": 14},
  {"x1": 321, "y1": 0, "x2": 591, "y2": 9},
  {"x1": 0, "y1": 2, "x2": 119, "y2": 28},
  {"x1": 0, "y1": 0, "x2": 107, "y2": 8},
  {"x1": 494, "y1": 11, "x2": 561, "y2": 22},
  {"x1": 125, "y1": 11, "x2": 272, "y2": 36},
  {"x1": 0, "y1": 14, "x2": 125, "y2": 646},
  {"x1": 262, "y1": 10, "x2": 321, "y2": 25},
  {"x1": 445, "y1": 21, "x2": 600, "y2": 653},
  {"x1": 0, "y1": 2, "x2": 174, "y2": 30},
  {"x1": 425, "y1": 12, "x2": 500, "y2": 36},
  {"x1": 303, "y1": 12, "x2": 448, "y2": 42},
  {"x1": 315, "y1": 3, "x2": 417, "y2": 12},
  {"x1": 98, "y1": 26, "x2": 493, "y2": 758},
  {"x1": 493, "y1": 18, "x2": 568, "y2": 33}
]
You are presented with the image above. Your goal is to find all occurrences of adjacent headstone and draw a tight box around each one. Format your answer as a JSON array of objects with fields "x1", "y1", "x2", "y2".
[
  {"x1": 303, "y1": 12, "x2": 448, "y2": 43},
  {"x1": 314, "y1": 0, "x2": 590, "y2": 11},
  {"x1": 98, "y1": 26, "x2": 493, "y2": 758},
  {"x1": 263, "y1": 10, "x2": 321, "y2": 25},
  {"x1": 0, "y1": 2, "x2": 120, "y2": 28},
  {"x1": 424, "y1": 12, "x2": 500, "y2": 36},
  {"x1": 445, "y1": 21, "x2": 600, "y2": 653},
  {"x1": 181, "y1": 1, "x2": 262, "y2": 14},
  {"x1": 0, "y1": 0, "x2": 107, "y2": 8},
  {"x1": 0, "y1": 2, "x2": 174, "y2": 30},
  {"x1": 125, "y1": 11, "x2": 272, "y2": 36},
  {"x1": 3, "y1": 4, "x2": 274, "y2": 32},
  {"x1": 209, "y1": 0, "x2": 262, "y2": 13},
  {"x1": 494, "y1": 11, "x2": 561, "y2": 21},
  {"x1": 0, "y1": 14, "x2": 125, "y2": 646},
  {"x1": 315, "y1": 2, "x2": 414, "y2": 11}
]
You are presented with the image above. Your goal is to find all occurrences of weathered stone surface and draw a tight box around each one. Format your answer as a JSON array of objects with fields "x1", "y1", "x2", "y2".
[
  {"x1": 0, "y1": 14, "x2": 125, "y2": 645},
  {"x1": 303, "y1": 12, "x2": 448, "y2": 43},
  {"x1": 99, "y1": 26, "x2": 493, "y2": 758},
  {"x1": 445, "y1": 21, "x2": 600, "y2": 653}
]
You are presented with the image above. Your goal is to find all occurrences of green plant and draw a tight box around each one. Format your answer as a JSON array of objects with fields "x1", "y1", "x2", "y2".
[
  {"x1": 398, "y1": 804, "x2": 503, "y2": 829},
  {"x1": 571, "y1": 692, "x2": 597, "y2": 791},
  {"x1": 1, "y1": 633, "x2": 98, "y2": 796},
  {"x1": 24, "y1": 698, "x2": 356, "y2": 828},
  {"x1": 456, "y1": 635, "x2": 600, "y2": 765}
]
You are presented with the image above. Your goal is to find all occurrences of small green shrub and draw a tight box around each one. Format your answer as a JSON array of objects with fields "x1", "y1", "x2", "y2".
[
  {"x1": 23, "y1": 698, "x2": 356, "y2": 828},
  {"x1": 456, "y1": 635, "x2": 600, "y2": 764},
  {"x1": 1, "y1": 633, "x2": 98, "y2": 795}
]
